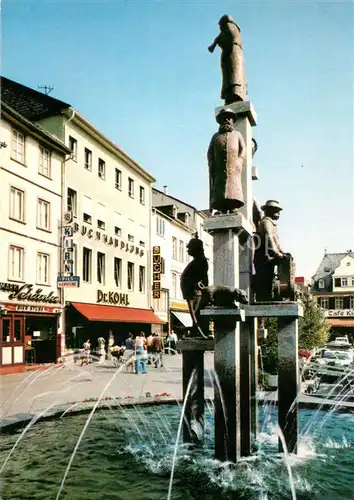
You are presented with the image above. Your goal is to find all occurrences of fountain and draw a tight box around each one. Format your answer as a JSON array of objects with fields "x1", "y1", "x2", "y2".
[{"x1": 1, "y1": 13, "x2": 354, "y2": 500}]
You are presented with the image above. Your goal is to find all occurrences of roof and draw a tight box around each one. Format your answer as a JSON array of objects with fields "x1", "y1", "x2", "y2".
[
  {"x1": 1, "y1": 76, "x2": 71, "y2": 120},
  {"x1": 153, "y1": 188, "x2": 198, "y2": 212},
  {"x1": 312, "y1": 252, "x2": 354, "y2": 281},
  {"x1": 72, "y1": 302, "x2": 164, "y2": 324},
  {"x1": 1, "y1": 101, "x2": 71, "y2": 155}
]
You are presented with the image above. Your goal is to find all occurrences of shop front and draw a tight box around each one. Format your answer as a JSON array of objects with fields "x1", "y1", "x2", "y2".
[
  {"x1": 325, "y1": 310, "x2": 354, "y2": 343},
  {"x1": 0, "y1": 282, "x2": 61, "y2": 373},
  {"x1": 170, "y1": 300, "x2": 193, "y2": 338},
  {"x1": 65, "y1": 301, "x2": 164, "y2": 351}
]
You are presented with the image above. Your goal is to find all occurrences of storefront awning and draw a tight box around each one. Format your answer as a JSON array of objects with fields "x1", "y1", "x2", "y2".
[
  {"x1": 327, "y1": 318, "x2": 354, "y2": 327},
  {"x1": 72, "y1": 302, "x2": 164, "y2": 324},
  {"x1": 171, "y1": 310, "x2": 193, "y2": 328}
]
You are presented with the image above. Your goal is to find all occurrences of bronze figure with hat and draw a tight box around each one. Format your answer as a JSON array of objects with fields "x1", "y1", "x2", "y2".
[{"x1": 207, "y1": 107, "x2": 246, "y2": 214}]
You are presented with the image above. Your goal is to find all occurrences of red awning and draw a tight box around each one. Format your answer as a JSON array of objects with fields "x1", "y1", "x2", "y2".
[
  {"x1": 327, "y1": 318, "x2": 354, "y2": 327},
  {"x1": 72, "y1": 302, "x2": 164, "y2": 324}
]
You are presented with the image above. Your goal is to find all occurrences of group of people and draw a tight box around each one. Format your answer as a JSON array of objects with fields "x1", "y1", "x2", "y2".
[{"x1": 125, "y1": 331, "x2": 164, "y2": 369}]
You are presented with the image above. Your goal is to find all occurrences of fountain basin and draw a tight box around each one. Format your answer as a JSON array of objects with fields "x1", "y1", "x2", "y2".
[{"x1": 1, "y1": 403, "x2": 354, "y2": 499}]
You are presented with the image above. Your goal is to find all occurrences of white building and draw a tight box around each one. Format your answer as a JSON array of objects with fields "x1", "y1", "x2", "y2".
[
  {"x1": 151, "y1": 188, "x2": 213, "y2": 336},
  {"x1": 1, "y1": 76, "x2": 163, "y2": 353},
  {"x1": 0, "y1": 102, "x2": 70, "y2": 372}
]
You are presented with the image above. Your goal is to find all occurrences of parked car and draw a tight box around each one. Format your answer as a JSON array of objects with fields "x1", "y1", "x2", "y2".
[{"x1": 316, "y1": 350, "x2": 352, "y2": 367}]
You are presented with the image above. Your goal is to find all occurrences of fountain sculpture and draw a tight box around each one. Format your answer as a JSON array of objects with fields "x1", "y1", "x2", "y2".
[{"x1": 178, "y1": 14, "x2": 302, "y2": 462}]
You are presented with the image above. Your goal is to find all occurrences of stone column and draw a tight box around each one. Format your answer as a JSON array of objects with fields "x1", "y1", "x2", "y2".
[
  {"x1": 204, "y1": 214, "x2": 252, "y2": 463},
  {"x1": 215, "y1": 101, "x2": 257, "y2": 456}
]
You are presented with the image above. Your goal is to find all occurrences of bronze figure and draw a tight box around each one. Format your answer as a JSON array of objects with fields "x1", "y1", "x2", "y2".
[
  {"x1": 207, "y1": 108, "x2": 246, "y2": 214},
  {"x1": 253, "y1": 200, "x2": 290, "y2": 302},
  {"x1": 208, "y1": 14, "x2": 247, "y2": 104},
  {"x1": 203, "y1": 285, "x2": 248, "y2": 307},
  {"x1": 180, "y1": 234, "x2": 209, "y2": 338}
]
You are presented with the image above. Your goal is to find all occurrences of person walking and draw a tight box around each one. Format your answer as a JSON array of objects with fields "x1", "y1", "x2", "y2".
[
  {"x1": 169, "y1": 330, "x2": 178, "y2": 354},
  {"x1": 153, "y1": 333, "x2": 164, "y2": 368}
]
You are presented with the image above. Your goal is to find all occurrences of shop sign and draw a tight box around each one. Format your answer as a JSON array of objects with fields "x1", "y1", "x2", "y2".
[
  {"x1": 57, "y1": 275, "x2": 80, "y2": 288},
  {"x1": 325, "y1": 309, "x2": 354, "y2": 318},
  {"x1": 97, "y1": 290, "x2": 130, "y2": 306},
  {"x1": 72, "y1": 223, "x2": 145, "y2": 257},
  {"x1": 152, "y1": 246, "x2": 161, "y2": 299},
  {"x1": 0, "y1": 282, "x2": 60, "y2": 304},
  {"x1": 3, "y1": 303, "x2": 61, "y2": 313}
]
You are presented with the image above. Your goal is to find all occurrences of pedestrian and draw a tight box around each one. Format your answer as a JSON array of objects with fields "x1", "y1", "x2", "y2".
[
  {"x1": 82, "y1": 338, "x2": 91, "y2": 365},
  {"x1": 146, "y1": 333, "x2": 154, "y2": 364},
  {"x1": 125, "y1": 333, "x2": 134, "y2": 350},
  {"x1": 153, "y1": 333, "x2": 164, "y2": 368},
  {"x1": 169, "y1": 330, "x2": 178, "y2": 354}
]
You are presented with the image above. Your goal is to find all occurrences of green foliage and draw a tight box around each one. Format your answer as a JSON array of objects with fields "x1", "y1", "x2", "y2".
[
  {"x1": 258, "y1": 294, "x2": 329, "y2": 375},
  {"x1": 299, "y1": 293, "x2": 329, "y2": 350}
]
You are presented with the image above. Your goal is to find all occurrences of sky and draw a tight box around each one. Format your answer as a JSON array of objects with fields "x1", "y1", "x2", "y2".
[{"x1": 1, "y1": 0, "x2": 353, "y2": 278}]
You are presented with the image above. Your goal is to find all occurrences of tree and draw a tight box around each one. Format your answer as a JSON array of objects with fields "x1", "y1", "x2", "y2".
[
  {"x1": 299, "y1": 293, "x2": 329, "y2": 350},
  {"x1": 259, "y1": 318, "x2": 279, "y2": 374}
]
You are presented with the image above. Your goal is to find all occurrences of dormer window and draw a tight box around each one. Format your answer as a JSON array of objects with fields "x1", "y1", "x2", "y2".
[
  {"x1": 172, "y1": 206, "x2": 178, "y2": 218},
  {"x1": 318, "y1": 279, "x2": 324, "y2": 289},
  {"x1": 185, "y1": 213, "x2": 190, "y2": 226},
  {"x1": 342, "y1": 278, "x2": 348, "y2": 287}
]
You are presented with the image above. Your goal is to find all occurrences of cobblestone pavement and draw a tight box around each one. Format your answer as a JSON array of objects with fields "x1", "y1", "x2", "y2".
[{"x1": 0, "y1": 352, "x2": 215, "y2": 426}]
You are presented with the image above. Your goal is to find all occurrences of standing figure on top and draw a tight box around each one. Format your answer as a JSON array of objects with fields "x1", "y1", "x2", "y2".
[{"x1": 208, "y1": 14, "x2": 247, "y2": 104}]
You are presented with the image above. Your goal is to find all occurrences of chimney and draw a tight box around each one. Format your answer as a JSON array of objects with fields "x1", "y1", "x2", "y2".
[{"x1": 163, "y1": 185, "x2": 168, "y2": 194}]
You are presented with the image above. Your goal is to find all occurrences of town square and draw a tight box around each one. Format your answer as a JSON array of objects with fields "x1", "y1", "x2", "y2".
[{"x1": 0, "y1": 1, "x2": 353, "y2": 499}]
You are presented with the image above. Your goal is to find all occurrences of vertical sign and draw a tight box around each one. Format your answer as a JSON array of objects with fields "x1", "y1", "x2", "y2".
[
  {"x1": 62, "y1": 225, "x2": 74, "y2": 276},
  {"x1": 152, "y1": 246, "x2": 161, "y2": 299}
]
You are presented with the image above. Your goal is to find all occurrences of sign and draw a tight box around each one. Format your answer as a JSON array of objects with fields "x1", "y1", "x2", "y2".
[
  {"x1": 57, "y1": 276, "x2": 80, "y2": 288},
  {"x1": 3, "y1": 303, "x2": 61, "y2": 313},
  {"x1": 72, "y1": 223, "x2": 145, "y2": 257},
  {"x1": 325, "y1": 309, "x2": 354, "y2": 318},
  {"x1": 0, "y1": 282, "x2": 60, "y2": 304},
  {"x1": 152, "y1": 246, "x2": 161, "y2": 299},
  {"x1": 97, "y1": 290, "x2": 130, "y2": 306}
]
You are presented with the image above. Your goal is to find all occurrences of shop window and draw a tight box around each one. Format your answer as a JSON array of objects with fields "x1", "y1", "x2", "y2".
[
  {"x1": 14, "y1": 319, "x2": 22, "y2": 342},
  {"x1": 127, "y1": 262, "x2": 134, "y2": 291},
  {"x1": 2, "y1": 318, "x2": 10, "y2": 343},
  {"x1": 82, "y1": 247, "x2": 92, "y2": 283},
  {"x1": 114, "y1": 257, "x2": 122, "y2": 288},
  {"x1": 97, "y1": 252, "x2": 105, "y2": 284},
  {"x1": 139, "y1": 266, "x2": 145, "y2": 292}
]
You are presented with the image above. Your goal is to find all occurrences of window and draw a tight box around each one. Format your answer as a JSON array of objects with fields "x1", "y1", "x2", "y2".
[
  {"x1": 179, "y1": 240, "x2": 184, "y2": 262},
  {"x1": 128, "y1": 234, "x2": 134, "y2": 242},
  {"x1": 172, "y1": 237, "x2": 177, "y2": 259},
  {"x1": 156, "y1": 217, "x2": 166, "y2": 237},
  {"x1": 12, "y1": 129, "x2": 25, "y2": 163},
  {"x1": 14, "y1": 319, "x2": 22, "y2": 342},
  {"x1": 67, "y1": 188, "x2": 77, "y2": 216},
  {"x1": 68, "y1": 136, "x2": 77, "y2": 160},
  {"x1": 97, "y1": 219, "x2": 105, "y2": 230},
  {"x1": 350, "y1": 296, "x2": 354, "y2": 309},
  {"x1": 83, "y1": 213, "x2": 92, "y2": 224},
  {"x1": 139, "y1": 266, "x2": 145, "y2": 292},
  {"x1": 82, "y1": 247, "x2": 92, "y2": 282},
  {"x1": 10, "y1": 187, "x2": 24, "y2": 222},
  {"x1": 342, "y1": 278, "x2": 348, "y2": 287},
  {"x1": 172, "y1": 272, "x2": 177, "y2": 298},
  {"x1": 319, "y1": 297, "x2": 329, "y2": 309},
  {"x1": 37, "y1": 253, "x2": 50, "y2": 284},
  {"x1": 318, "y1": 279, "x2": 324, "y2": 289},
  {"x1": 352, "y1": 278, "x2": 354, "y2": 286},
  {"x1": 127, "y1": 262, "x2": 134, "y2": 290},
  {"x1": 115, "y1": 168, "x2": 122, "y2": 190},
  {"x1": 139, "y1": 186, "x2": 145, "y2": 205},
  {"x1": 2, "y1": 318, "x2": 10, "y2": 343},
  {"x1": 334, "y1": 278, "x2": 341, "y2": 287},
  {"x1": 9, "y1": 245, "x2": 24, "y2": 281},
  {"x1": 335, "y1": 297, "x2": 343, "y2": 309},
  {"x1": 37, "y1": 199, "x2": 50, "y2": 230},
  {"x1": 38, "y1": 146, "x2": 51, "y2": 177},
  {"x1": 97, "y1": 252, "x2": 105, "y2": 284},
  {"x1": 84, "y1": 148, "x2": 92, "y2": 171},
  {"x1": 128, "y1": 177, "x2": 134, "y2": 198},
  {"x1": 114, "y1": 257, "x2": 122, "y2": 288},
  {"x1": 139, "y1": 240, "x2": 145, "y2": 247},
  {"x1": 114, "y1": 226, "x2": 122, "y2": 236},
  {"x1": 98, "y1": 158, "x2": 106, "y2": 180}
]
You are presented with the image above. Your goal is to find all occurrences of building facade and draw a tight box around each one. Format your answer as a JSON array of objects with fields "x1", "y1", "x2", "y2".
[
  {"x1": 1, "y1": 76, "x2": 162, "y2": 354},
  {"x1": 312, "y1": 251, "x2": 354, "y2": 342},
  {"x1": 151, "y1": 188, "x2": 213, "y2": 336},
  {"x1": 0, "y1": 102, "x2": 70, "y2": 372}
]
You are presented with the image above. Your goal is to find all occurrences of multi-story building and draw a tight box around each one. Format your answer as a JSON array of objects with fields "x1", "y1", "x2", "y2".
[
  {"x1": 0, "y1": 101, "x2": 70, "y2": 372},
  {"x1": 312, "y1": 250, "x2": 354, "y2": 342},
  {"x1": 1, "y1": 76, "x2": 163, "y2": 352},
  {"x1": 151, "y1": 187, "x2": 213, "y2": 336}
]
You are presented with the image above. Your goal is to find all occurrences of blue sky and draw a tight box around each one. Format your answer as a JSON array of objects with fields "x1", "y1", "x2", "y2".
[{"x1": 2, "y1": 0, "x2": 353, "y2": 278}]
